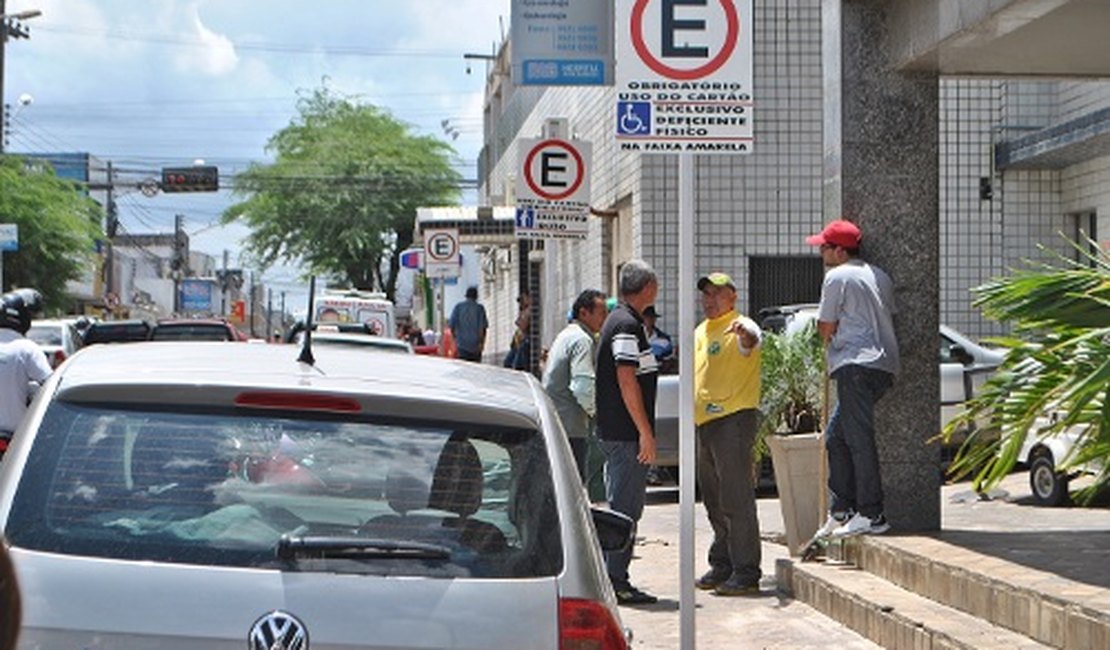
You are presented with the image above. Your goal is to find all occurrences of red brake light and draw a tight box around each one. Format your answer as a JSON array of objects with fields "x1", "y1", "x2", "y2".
[
  {"x1": 559, "y1": 598, "x2": 628, "y2": 650},
  {"x1": 234, "y1": 391, "x2": 362, "y2": 413},
  {"x1": 53, "y1": 350, "x2": 67, "y2": 367}
]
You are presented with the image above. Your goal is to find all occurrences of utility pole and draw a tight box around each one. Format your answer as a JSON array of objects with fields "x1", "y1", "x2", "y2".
[
  {"x1": 266, "y1": 288, "x2": 273, "y2": 342},
  {"x1": 221, "y1": 249, "x2": 229, "y2": 315},
  {"x1": 104, "y1": 161, "x2": 118, "y2": 307},
  {"x1": 1, "y1": 2, "x2": 41, "y2": 154},
  {"x1": 172, "y1": 213, "x2": 185, "y2": 314},
  {"x1": 248, "y1": 271, "x2": 256, "y2": 337},
  {"x1": 1, "y1": 0, "x2": 7, "y2": 155},
  {"x1": 280, "y1": 291, "x2": 286, "y2": 333}
]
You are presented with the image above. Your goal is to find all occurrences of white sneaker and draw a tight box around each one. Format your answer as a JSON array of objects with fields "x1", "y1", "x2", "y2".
[
  {"x1": 815, "y1": 512, "x2": 851, "y2": 538},
  {"x1": 831, "y1": 513, "x2": 890, "y2": 538}
]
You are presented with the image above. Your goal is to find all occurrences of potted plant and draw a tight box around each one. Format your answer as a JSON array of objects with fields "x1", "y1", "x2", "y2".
[{"x1": 758, "y1": 319, "x2": 827, "y2": 555}]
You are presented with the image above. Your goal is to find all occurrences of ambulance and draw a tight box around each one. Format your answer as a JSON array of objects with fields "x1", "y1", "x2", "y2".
[{"x1": 313, "y1": 289, "x2": 396, "y2": 337}]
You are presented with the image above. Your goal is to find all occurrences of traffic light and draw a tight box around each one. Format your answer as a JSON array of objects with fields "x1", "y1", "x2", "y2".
[{"x1": 161, "y1": 166, "x2": 219, "y2": 193}]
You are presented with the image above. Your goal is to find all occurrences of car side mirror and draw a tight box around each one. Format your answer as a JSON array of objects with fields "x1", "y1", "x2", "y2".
[
  {"x1": 950, "y1": 344, "x2": 974, "y2": 366},
  {"x1": 591, "y1": 507, "x2": 635, "y2": 552}
]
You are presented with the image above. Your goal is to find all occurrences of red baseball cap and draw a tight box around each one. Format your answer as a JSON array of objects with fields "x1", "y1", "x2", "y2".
[{"x1": 806, "y1": 220, "x2": 861, "y2": 248}]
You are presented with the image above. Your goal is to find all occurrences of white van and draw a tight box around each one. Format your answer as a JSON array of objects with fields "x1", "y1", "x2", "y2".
[{"x1": 314, "y1": 289, "x2": 396, "y2": 338}]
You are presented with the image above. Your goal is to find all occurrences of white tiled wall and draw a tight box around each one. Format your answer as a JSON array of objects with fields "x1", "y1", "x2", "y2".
[{"x1": 482, "y1": 3, "x2": 1109, "y2": 353}]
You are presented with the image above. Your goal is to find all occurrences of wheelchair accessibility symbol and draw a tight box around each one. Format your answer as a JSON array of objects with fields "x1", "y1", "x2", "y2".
[{"x1": 616, "y1": 101, "x2": 651, "y2": 136}]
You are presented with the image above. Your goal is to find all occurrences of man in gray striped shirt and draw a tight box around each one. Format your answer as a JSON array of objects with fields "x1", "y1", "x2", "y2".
[{"x1": 595, "y1": 260, "x2": 660, "y2": 605}]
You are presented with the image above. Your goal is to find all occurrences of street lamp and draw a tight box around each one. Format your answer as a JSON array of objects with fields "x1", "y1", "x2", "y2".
[{"x1": 1, "y1": 3, "x2": 43, "y2": 153}]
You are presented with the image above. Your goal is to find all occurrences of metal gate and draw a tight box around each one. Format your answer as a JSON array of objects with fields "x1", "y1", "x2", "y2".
[{"x1": 748, "y1": 255, "x2": 825, "y2": 319}]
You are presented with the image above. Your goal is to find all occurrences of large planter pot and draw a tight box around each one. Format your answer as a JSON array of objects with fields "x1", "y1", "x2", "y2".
[{"x1": 767, "y1": 432, "x2": 823, "y2": 556}]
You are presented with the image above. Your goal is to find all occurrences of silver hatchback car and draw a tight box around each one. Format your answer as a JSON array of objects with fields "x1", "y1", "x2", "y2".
[{"x1": 1, "y1": 342, "x2": 631, "y2": 649}]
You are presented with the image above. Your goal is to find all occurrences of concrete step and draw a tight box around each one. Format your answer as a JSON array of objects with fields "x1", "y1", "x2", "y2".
[
  {"x1": 777, "y1": 555, "x2": 1053, "y2": 650},
  {"x1": 845, "y1": 534, "x2": 1110, "y2": 650},
  {"x1": 776, "y1": 532, "x2": 1110, "y2": 650}
]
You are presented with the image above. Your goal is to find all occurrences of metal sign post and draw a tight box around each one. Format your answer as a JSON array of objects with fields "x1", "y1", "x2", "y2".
[
  {"x1": 614, "y1": 3, "x2": 754, "y2": 649},
  {"x1": 677, "y1": 153, "x2": 696, "y2": 650}
]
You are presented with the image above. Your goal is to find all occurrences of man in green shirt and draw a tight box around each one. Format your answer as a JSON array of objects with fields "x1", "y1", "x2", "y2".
[{"x1": 542, "y1": 289, "x2": 608, "y2": 483}]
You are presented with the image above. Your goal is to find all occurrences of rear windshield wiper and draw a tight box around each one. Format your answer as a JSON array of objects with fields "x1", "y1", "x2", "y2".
[{"x1": 277, "y1": 535, "x2": 451, "y2": 561}]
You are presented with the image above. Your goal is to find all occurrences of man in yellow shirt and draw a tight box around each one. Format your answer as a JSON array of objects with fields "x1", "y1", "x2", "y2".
[{"x1": 693, "y1": 272, "x2": 763, "y2": 596}]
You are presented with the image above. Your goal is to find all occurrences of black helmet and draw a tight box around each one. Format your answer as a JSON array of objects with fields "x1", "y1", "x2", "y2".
[{"x1": 0, "y1": 288, "x2": 44, "y2": 334}]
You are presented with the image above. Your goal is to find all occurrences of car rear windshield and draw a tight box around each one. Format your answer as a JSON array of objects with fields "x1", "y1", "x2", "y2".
[
  {"x1": 84, "y1": 323, "x2": 150, "y2": 343},
  {"x1": 151, "y1": 324, "x2": 235, "y2": 341},
  {"x1": 7, "y1": 402, "x2": 562, "y2": 579}
]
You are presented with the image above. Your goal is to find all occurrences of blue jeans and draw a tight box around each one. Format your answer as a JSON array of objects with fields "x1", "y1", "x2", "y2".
[
  {"x1": 599, "y1": 439, "x2": 648, "y2": 589},
  {"x1": 826, "y1": 364, "x2": 893, "y2": 518}
]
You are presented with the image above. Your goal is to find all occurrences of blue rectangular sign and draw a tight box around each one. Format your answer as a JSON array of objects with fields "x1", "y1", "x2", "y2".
[
  {"x1": 522, "y1": 59, "x2": 606, "y2": 85},
  {"x1": 180, "y1": 278, "x2": 214, "y2": 312},
  {"x1": 511, "y1": 0, "x2": 613, "y2": 86},
  {"x1": 0, "y1": 224, "x2": 17, "y2": 252}
]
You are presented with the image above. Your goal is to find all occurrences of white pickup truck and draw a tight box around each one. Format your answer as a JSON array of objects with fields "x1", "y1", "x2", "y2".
[{"x1": 1018, "y1": 414, "x2": 1103, "y2": 506}]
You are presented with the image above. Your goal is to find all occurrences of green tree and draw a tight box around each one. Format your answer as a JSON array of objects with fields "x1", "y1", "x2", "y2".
[
  {"x1": 943, "y1": 236, "x2": 1109, "y2": 503},
  {"x1": 222, "y1": 87, "x2": 462, "y2": 299},
  {"x1": 0, "y1": 155, "x2": 104, "y2": 311}
]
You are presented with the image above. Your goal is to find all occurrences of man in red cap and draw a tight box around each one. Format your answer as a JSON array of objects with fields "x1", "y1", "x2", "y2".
[{"x1": 806, "y1": 219, "x2": 900, "y2": 538}]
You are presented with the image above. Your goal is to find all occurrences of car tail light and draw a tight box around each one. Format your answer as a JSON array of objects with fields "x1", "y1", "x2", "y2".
[
  {"x1": 52, "y1": 350, "x2": 67, "y2": 367},
  {"x1": 559, "y1": 598, "x2": 628, "y2": 650},
  {"x1": 235, "y1": 391, "x2": 362, "y2": 413}
]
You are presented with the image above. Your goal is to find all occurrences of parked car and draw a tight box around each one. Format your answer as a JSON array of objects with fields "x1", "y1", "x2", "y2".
[
  {"x1": 1018, "y1": 414, "x2": 1104, "y2": 506},
  {"x1": 150, "y1": 318, "x2": 247, "y2": 342},
  {"x1": 80, "y1": 319, "x2": 152, "y2": 345},
  {"x1": 0, "y1": 342, "x2": 632, "y2": 648},
  {"x1": 653, "y1": 305, "x2": 1004, "y2": 473},
  {"x1": 26, "y1": 318, "x2": 84, "y2": 368}
]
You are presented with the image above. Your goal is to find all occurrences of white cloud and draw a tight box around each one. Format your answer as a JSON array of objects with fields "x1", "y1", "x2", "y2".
[{"x1": 177, "y1": 2, "x2": 239, "y2": 76}]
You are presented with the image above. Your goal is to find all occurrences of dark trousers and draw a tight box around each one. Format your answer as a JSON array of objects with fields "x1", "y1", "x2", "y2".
[
  {"x1": 569, "y1": 437, "x2": 589, "y2": 485},
  {"x1": 826, "y1": 364, "x2": 893, "y2": 518},
  {"x1": 697, "y1": 409, "x2": 761, "y2": 583},
  {"x1": 600, "y1": 439, "x2": 647, "y2": 589},
  {"x1": 457, "y1": 348, "x2": 482, "y2": 362}
]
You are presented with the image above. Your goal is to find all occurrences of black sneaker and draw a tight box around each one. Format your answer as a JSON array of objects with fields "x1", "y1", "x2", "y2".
[
  {"x1": 713, "y1": 575, "x2": 760, "y2": 597},
  {"x1": 614, "y1": 585, "x2": 658, "y2": 605},
  {"x1": 695, "y1": 567, "x2": 731, "y2": 591}
]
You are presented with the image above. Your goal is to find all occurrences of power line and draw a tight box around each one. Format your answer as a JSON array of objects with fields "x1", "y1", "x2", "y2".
[{"x1": 35, "y1": 25, "x2": 471, "y2": 59}]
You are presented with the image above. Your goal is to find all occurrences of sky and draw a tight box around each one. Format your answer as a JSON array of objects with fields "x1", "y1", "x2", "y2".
[{"x1": 4, "y1": 0, "x2": 510, "y2": 302}]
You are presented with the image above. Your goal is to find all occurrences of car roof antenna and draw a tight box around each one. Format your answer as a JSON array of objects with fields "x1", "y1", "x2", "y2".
[{"x1": 297, "y1": 275, "x2": 316, "y2": 366}]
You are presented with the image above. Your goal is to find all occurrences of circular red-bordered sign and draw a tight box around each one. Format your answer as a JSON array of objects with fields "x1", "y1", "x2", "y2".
[
  {"x1": 426, "y1": 232, "x2": 458, "y2": 261},
  {"x1": 523, "y1": 139, "x2": 585, "y2": 202},
  {"x1": 630, "y1": 0, "x2": 740, "y2": 81}
]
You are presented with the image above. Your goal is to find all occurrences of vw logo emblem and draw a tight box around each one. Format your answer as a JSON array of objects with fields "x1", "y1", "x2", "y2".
[{"x1": 249, "y1": 611, "x2": 308, "y2": 650}]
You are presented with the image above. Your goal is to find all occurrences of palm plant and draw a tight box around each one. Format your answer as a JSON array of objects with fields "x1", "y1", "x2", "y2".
[{"x1": 943, "y1": 235, "x2": 1109, "y2": 503}]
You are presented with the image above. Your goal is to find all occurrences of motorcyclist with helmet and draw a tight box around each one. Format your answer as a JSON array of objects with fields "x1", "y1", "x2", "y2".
[{"x1": 0, "y1": 289, "x2": 53, "y2": 455}]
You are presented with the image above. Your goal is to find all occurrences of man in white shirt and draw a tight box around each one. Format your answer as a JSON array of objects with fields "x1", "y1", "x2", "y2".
[
  {"x1": 0, "y1": 289, "x2": 53, "y2": 453},
  {"x1": 806, "y1": 220, "x2": 900, "y2": 538}
]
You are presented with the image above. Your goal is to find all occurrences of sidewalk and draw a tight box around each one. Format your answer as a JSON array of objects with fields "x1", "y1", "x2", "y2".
[{"x1": 617, "y1": 472, "x2": 1110, "y2": 649}]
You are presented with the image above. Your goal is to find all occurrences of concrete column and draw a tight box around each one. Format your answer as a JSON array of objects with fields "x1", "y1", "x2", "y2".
[{"x1": 823, "y1": 0, "x2": 941, "y2": 531}]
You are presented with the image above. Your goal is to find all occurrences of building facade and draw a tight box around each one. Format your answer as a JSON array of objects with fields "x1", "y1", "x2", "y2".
[{"x1": 474, "y1": 1, "x2": 1110, "y2": 357}]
